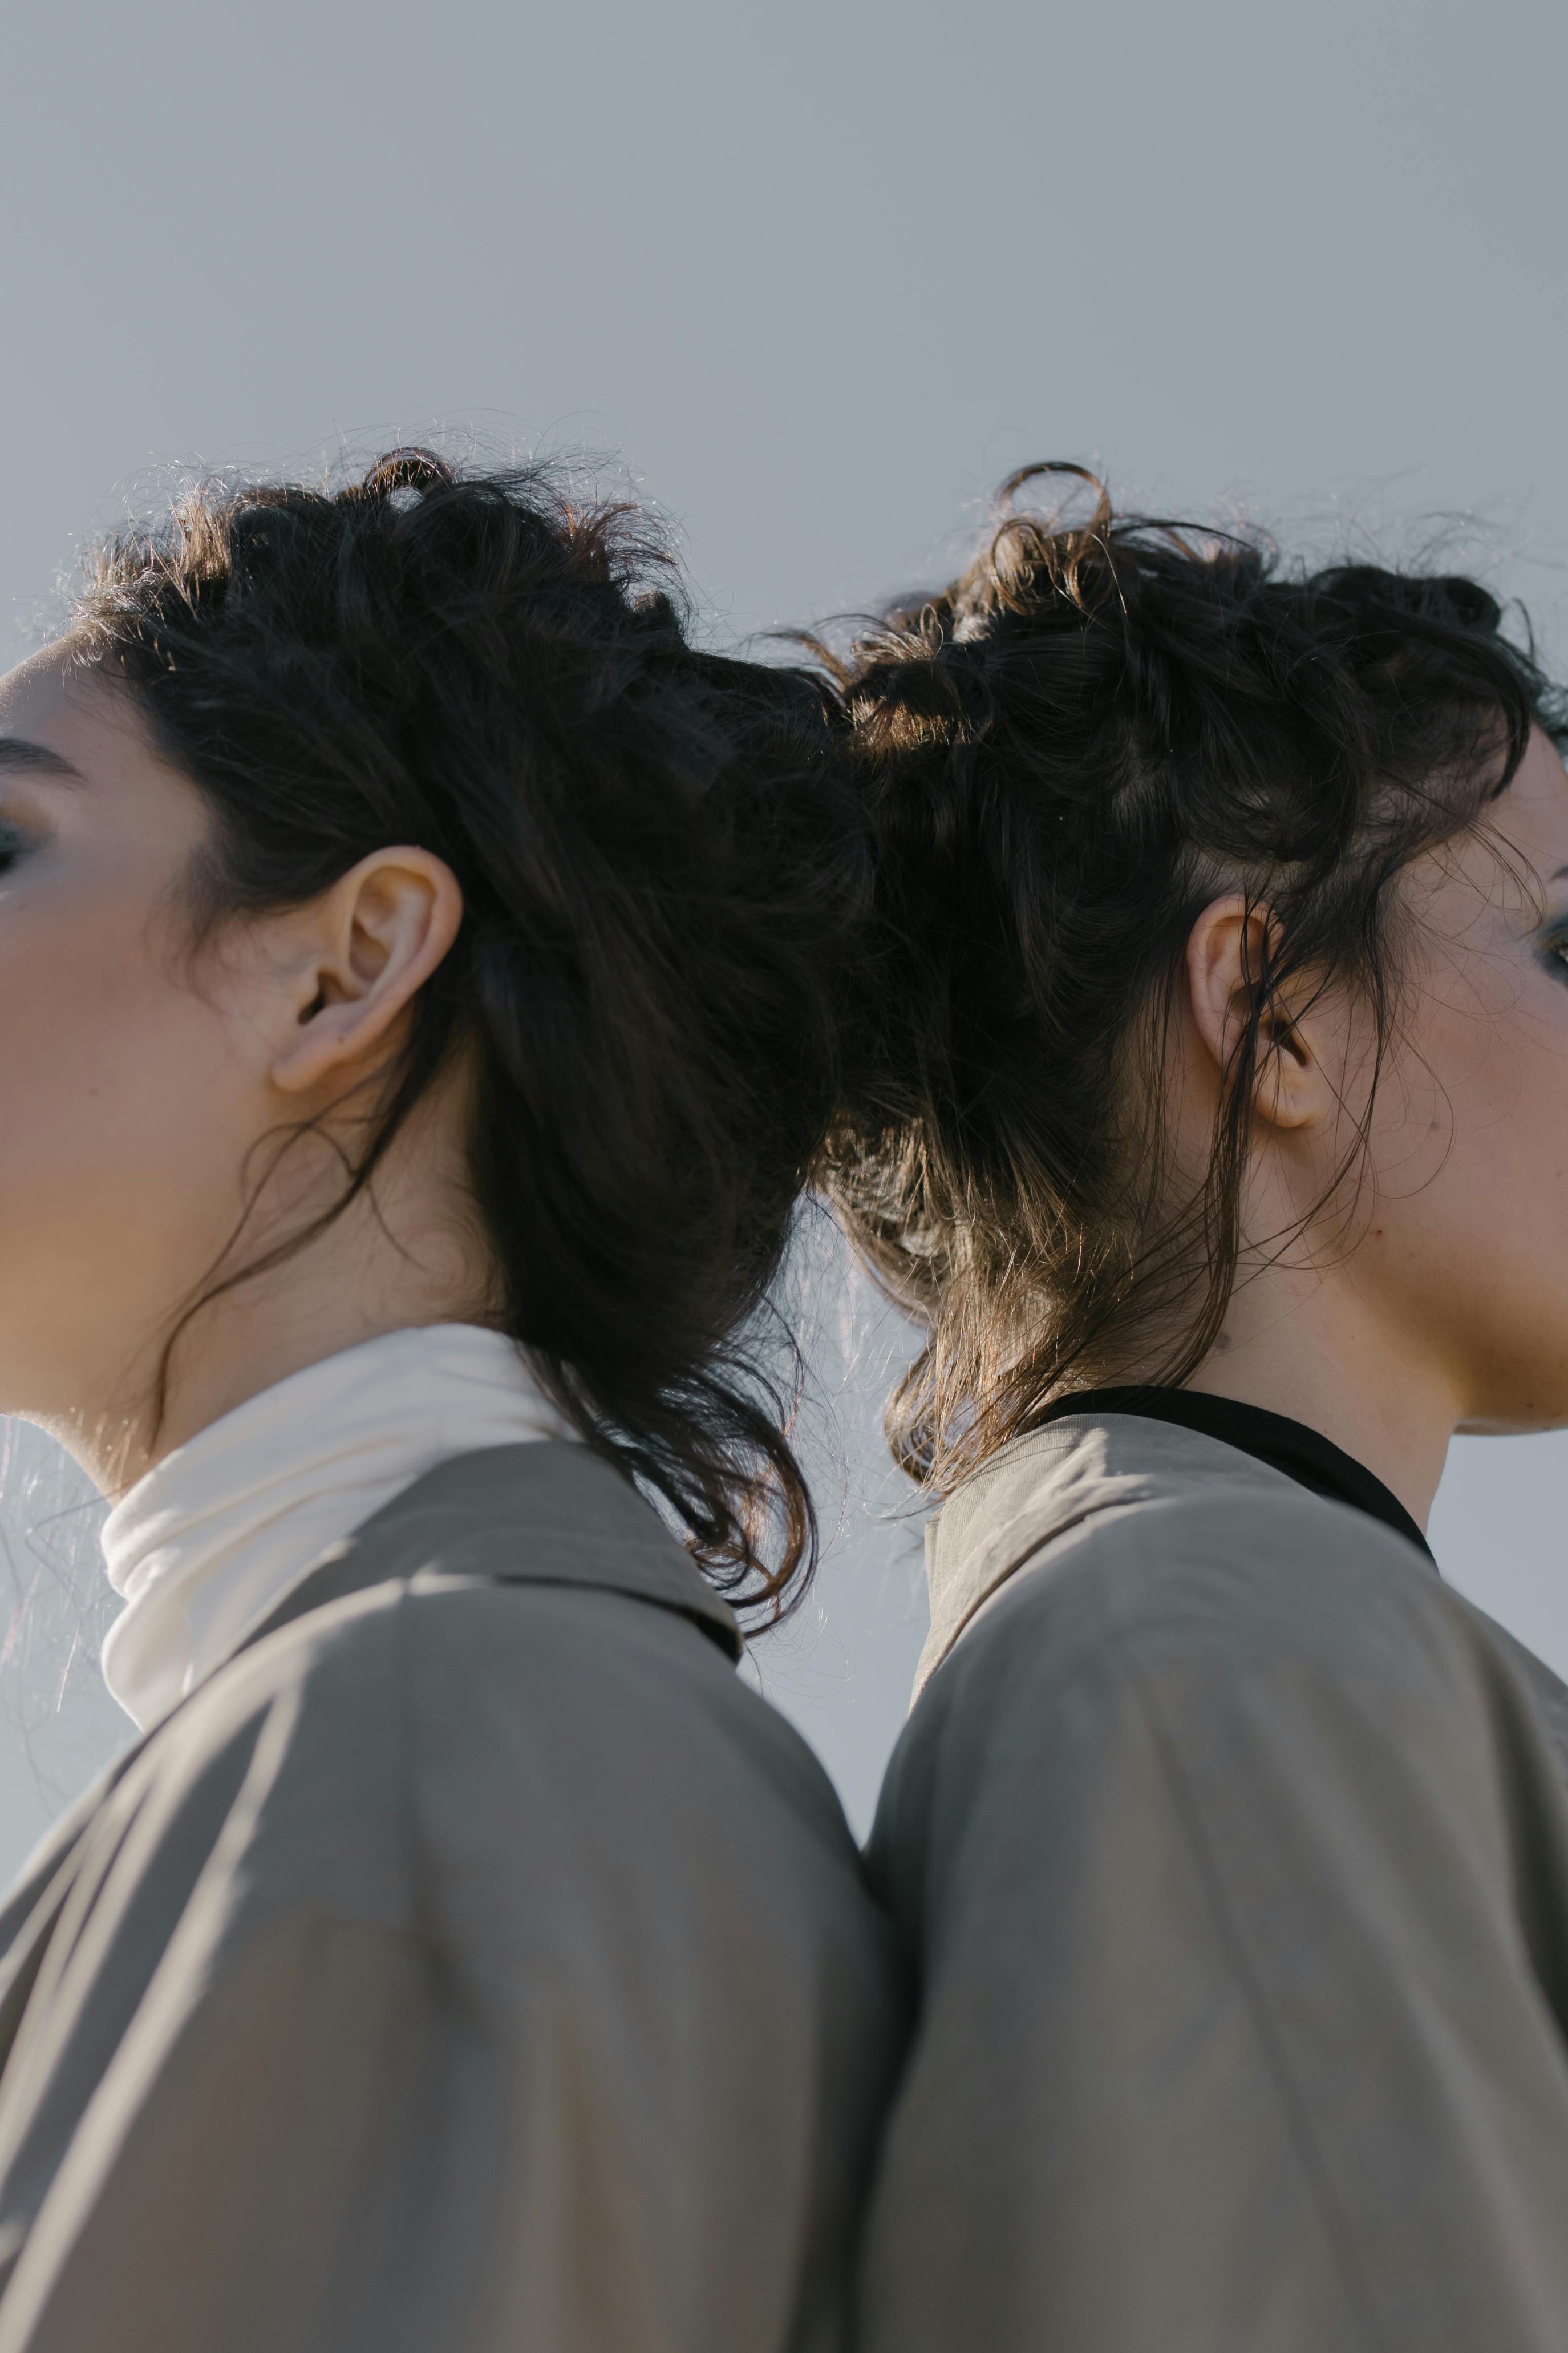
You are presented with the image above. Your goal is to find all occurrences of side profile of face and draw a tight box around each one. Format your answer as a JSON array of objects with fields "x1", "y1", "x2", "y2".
[
  {"x1": 1184, "y1": 725, "x2": 1568, "y2": 1440},
  {"x1": 0, "y1": 647, "x2": 471, "y2": 1477},
  {"x1": 1367, "y1": 725, "x2": 1568, "y2": 1430}
]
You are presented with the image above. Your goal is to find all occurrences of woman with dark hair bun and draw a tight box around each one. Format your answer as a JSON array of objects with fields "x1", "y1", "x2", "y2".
[
  {"x1": 0, "y1": 451, "x2": 900, "y2": 2351},
  {"x1": 826, "y1": 467, "x2": 1568, "y2": 2352}
]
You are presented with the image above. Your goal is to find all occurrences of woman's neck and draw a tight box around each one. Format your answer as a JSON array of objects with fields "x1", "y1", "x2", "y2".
[
  {"x1": 1175, "y1": 1271, "x2": 1461, "y2": 1531},
  {"x1": 52, "y1": 1125, "x2": 502, "y2": 1495}
]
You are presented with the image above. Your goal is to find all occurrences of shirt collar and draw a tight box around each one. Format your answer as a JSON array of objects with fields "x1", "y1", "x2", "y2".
[
  {"x1": 99, "y1": 1324, "x2": 578, "y2": 1728},
  {"x1": 237, "y1": 1439, "x2": 742, "y2": 1665},
  {"x1": 917, "y1": 1408, "x2": 1432, "y2": 1703},
  {"x1": 1030, "y1": 1386, "x2": 1433, "y2": 1560}
]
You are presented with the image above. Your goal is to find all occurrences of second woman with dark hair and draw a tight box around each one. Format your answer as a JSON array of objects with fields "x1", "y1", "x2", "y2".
[
  {"x1": 829, "y1": 470, "x2": 1568, "y2": 2352},
  {"x1": 0, "y1": 453, "x2": 900, "y2": 2352}
]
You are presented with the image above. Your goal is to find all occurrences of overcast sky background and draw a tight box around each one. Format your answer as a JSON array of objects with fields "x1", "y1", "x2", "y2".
[{"x1": 0, "y1": 0, "x2": 1565, "y2": 1861}]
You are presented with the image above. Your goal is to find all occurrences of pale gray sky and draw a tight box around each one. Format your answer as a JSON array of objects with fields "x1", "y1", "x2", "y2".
[{"x1": 0, "y1": 0, "x2": 1565, "y2": 1860}]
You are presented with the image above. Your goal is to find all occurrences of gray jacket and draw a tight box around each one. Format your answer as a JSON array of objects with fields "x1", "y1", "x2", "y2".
[
  {"x1": 857, "y1": 1412, "x2": 1568, "y2": 2353},
  {"x1": 0, "y1": 1441, "x2": 903, "y2": 2353}
]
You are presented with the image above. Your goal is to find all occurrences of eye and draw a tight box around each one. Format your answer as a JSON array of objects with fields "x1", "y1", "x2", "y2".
[{"x1": 0, "y1": 821, "x2": 28, "y2": 875}]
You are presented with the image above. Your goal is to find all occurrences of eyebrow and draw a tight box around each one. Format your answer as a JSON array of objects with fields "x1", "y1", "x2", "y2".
[{"x1": 0, "y1": 738, "x2": 83, "y2": 783}]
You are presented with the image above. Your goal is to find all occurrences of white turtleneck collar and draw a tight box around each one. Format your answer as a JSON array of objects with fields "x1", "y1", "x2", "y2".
[{"x1": 100, "y1": 1323, "x2": 579, "y2": 1730}]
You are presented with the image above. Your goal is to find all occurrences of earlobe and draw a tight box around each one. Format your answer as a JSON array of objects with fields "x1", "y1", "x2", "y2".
[{"x1": 269, "y1": 848, "x2": 463, "y2": 1097}]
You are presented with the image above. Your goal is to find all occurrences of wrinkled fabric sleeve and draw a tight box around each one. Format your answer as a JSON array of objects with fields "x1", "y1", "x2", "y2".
[
  {"x1": 0, "y1": 1915, "x2": 438, "y2": 2353},
  {"x1": 859, "y1": 1507, "x2": 1568, "y2": 2353},
  {"x1": 0, "y1": 1577, "x2": 891, "y2": 2353},
  {"x1": 0, "y1": 1674, "x2": 447, "y2": 2353}
]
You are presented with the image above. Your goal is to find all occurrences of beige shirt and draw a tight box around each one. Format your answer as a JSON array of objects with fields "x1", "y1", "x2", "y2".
[
  {"x1": 0, "y1": 1443, "x2": 904, "y2": 2353},
  {"x1": 857, "y1": 1412, "x2": 1568, "y2": 2353}
]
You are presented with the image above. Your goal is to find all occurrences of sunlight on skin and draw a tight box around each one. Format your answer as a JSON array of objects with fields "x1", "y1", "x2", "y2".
[
  {"x1": 0, "y1": 646, "x2": 492, "y2": 1495},
  {"x1": 1162, "y1": 727, "x2": 1568, "y2": 1527}
]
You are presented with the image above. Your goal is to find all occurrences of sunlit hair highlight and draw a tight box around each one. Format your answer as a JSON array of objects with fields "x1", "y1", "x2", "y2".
[
  {"x1": 817, "y1": 463, "x2": 1568, "y2": 1493},
  {"x1": 68, "y1": 450, "x2": 868, "y2": 1617}
]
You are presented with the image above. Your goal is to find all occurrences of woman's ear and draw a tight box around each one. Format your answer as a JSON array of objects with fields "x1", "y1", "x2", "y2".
[
  {"x1": 1185, "y1": 893, "x2": 1332, "y2": 1134},
  {"x1": 269, "y1": 847, "x2": 464, "y2": 1095}
]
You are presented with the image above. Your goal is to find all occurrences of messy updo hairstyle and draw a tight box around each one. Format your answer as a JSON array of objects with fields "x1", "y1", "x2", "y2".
[
  {"x1": 68, "y1": 450, "x2": 866, "y2": 1616},
  {"x1": 819, "y1": 463, "x2": 1568, "y2": 1494}
]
